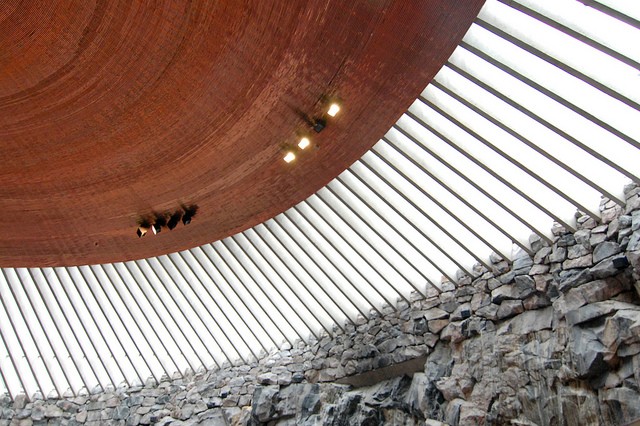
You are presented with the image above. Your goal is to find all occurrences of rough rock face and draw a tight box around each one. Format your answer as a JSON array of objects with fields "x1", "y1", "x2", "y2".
[{"x1": 2, "y1": 184, "x2": 640, "y2": 425}]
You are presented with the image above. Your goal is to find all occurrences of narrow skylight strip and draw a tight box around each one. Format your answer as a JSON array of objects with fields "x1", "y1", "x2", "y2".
[
  {"x1": 290, "y1": 203, "x2": 407, "y2": 306},
  {"x1": 115, "y1": 262, "x2": 188, "y2": 377},
  {"x1": 244, "y1": 227, "x2": 338, "y2": 334},
  {"x1": 174, "y1": 250, "x2": 248, "y2": 364},
  {"x1": 96, "y1": 264, "x2": 171, "y2": 383},
  {"x1": 357, "y1": 152, "x2": 491, "y2": 270},
  {"x1": 457, "y1": 28, "x2": 640, "y2": 179},
  {"x1": 220, "y1": 237, "x2": 307, "y2": 343},
  {"x1": 340, "y1": 168, "x2": 463, "y2": 281},
  {"x1": 278, "y1": 211, "x2": 390, "y2": 314},
  {"x1": 478, "y1": 1, "x2": 640, "y2": 109},
  {"x1": 202, "y1": 245, "x2": 281, "y2": 355},
  {"x1": 264, "y1": 218, "x2": 365, "y2": 322},
  {"x1": 274, "y1": 215, "x2": 382, "y2": 318},
  {"x1": 231, "y1": 232, "x2": 322, "y2": 339}
]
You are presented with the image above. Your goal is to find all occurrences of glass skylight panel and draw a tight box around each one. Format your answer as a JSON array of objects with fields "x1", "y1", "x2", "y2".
[
  {"x1": 459, "y1": 27, "x2": 640, "y2": 169},
  {"x1": 360, "y1": 148, "x2": 491, "y2": 269},
  {"x1": 230, "y1": 233, "x2": 321, "y2": 338},
  {"x1": 293, "y1": 202, "x2": 410, "y2": 300},
  {"x1": 217, "y1": 238, "x2": 305, "y2": 341},
  {"x1": 480, "y1": 0, "x2": 640, "y2": 104},
  {"x1": 280, "y1": 208, "x2": 391, "y2": 311},
  {"x1": 351, "y1": 161, "x2": 477, "y2": 276},
  {"x1": 437, "y1": 61, "x2": 629, "y2": 202},
  {"x1": 594, "y1": 0, "x2": 640, "y2": 21},
  {"x1": 254, "y1": 223, "x2": 352, "y2": 326},
  {"x1": 509, "y1": 0, "x2": 640, "y2": 68},
  {"x1": 242, "y1": 227, "x2": 335, "y2": 333}
]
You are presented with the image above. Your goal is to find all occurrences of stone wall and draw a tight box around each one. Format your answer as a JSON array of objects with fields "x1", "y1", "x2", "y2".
[{"x1": 2, "y1": 184, "x2": 640, "y2": 425}]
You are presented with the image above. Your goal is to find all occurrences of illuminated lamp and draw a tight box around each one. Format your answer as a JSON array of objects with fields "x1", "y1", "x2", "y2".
[
  {"x1": 298, "y1": 137, "x2": 310, "y2": 150},
  {"x1": 327, "y1": 103, "x2": 340, "y2": 117},
  {"x1": 284, "y1": 151, "x2": 296, "y2": 163}
]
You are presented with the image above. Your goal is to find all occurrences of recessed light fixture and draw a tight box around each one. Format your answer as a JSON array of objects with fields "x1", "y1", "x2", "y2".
[
  {"x1": 137, "y1": 224, "x2": 150, "y2": 238},
  {"x1": 298, "y1": 137, "x2": 310, "y2": 150},
  {"x1": 182, "y1": 205, "x2": 198, "y2": 225},
  {"x1": 284, "y1": 151, "x2": 296, "y2": 163},
  {"x1": 167, "y1": 211, "x2": 182, "y2": 230},
  {"x1": 327, "y1": 103, "x2": 340, "y2": 117}
]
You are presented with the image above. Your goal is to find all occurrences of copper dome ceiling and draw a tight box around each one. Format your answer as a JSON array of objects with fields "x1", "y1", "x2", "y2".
[{"x1": 0, "y1": 0, "x2": 484, "y2": 267}]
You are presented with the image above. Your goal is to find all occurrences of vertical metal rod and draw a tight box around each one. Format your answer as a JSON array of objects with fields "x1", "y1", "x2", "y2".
[
  {"x1": 344, "y1": 168, "x2": 474, "y2": 277},
  {"x1": 400, "y1": 113, "x2": 576, "y2": 235},
  {"x1": 22, "y1": 269, "x2": 76, "y2": 397},
  {"x1": 218, "y1": 239, "x2": 297, "y2": 346},
  {"x1": 430, "y1": 78, "x2": 626, "y2": 206},
  {"x1": 284, "y1": 205, "x2": 409, "y2": 304},
  {"x1": 75, "y1": 267, "x2": 137, "y2": 387},
  {"x1": 418, "y1": 95, "x2": 601, "y2": 220},
  {"x1": 234, "y1": 232, "x2": 327, "y2": 338},
  {"x1": 62, "y1": 267, "x2": 129, "y2": 388},
  {"x1": 95, "y1": 264, "x2": 173, "y2": 382},
  {"x1": 474, "y1": 17, "x2": 640, "y2": 112},
  {"x1": 276, "y1": 211, "x2": 398, "y2": 316},
  {"x1": 303, "y1": 197, "x2": 422, "y2": 300},
  {"x1": 125, "y1": 261, "x2": 199, "y2": 373},
  {"x1": 262, "y1": 222, "x2": 360, "y2": 331},
  {"x1": 39, "y1": 268, "x2": 102, "y2": 394},
  {"x1": 136, "y1": 259, "x2": 208, "y2": 370},
  {"x1": 312, "y1": 189, "x2": 432, "y2": 297},
  {"x1": 373, "y1": 141, "x2": 513, "y2": 262},
  {"x1": 230, "y1": 234, "x2": 319, "y2": 340},
  {"x1": 86, "y1": 266, "x2": 159, "y2": 383},
  {"x1": 209, "y1": 243, "x2": 284, "y2": 349},
  {"x1": 355, "y1": 157, "x2": 493, "y2": 270},
  {"x1": 245, "y1": 228, "x2": 335, "y2": 336},
  {"x1": 0, "y1": 270, "x2": 46, "y2": 398},
  {"x1": 265, "y1": 219, "x2": 364, "y2": 323},
  {"x1": 116, "y1": 263, "x2": 187, "y2": 377}
]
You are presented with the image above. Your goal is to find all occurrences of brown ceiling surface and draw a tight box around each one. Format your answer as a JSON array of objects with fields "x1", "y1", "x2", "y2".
[{"x1": 0, "y1": 0, "x2": 484, "y2": 267}]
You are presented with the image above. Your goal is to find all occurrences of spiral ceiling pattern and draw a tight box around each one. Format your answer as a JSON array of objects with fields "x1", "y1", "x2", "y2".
[{"x1": 1, "y1": 0, "x2": 640, "y2": 400}]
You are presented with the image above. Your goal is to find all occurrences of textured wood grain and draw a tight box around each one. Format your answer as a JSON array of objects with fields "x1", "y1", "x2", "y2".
[{"x1": 0, "y1": 0, "x2": 484, "y2": 266}]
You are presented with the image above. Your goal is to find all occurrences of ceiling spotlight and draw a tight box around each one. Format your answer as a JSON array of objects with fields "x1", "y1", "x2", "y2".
[
  {"x1": 284, "y1": 151, "x2": 296, "y2": 163},
  {"x1": 167, "y1": 211, "x2": 183, "y2": 230},
  {"x1": 298, "y1": 137, "x2": 310, "y2": 150},
  {"x1": 137, "y1": 224, "x2": 150, "y2": 238},
  {"x1": 182, "y1": 205, "x2": 198, "y2": 225},
  {"x1": 313, "y1": 118, "x2": 326, "y2": 133},
  {"x1": 327, "y1": 103, "x2": 340, "y2": 117}
]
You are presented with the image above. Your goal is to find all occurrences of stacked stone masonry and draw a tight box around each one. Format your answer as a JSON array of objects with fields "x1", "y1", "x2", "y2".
[{"x1": 2, "y1": 184, "x2": 640, "y2": 424}]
